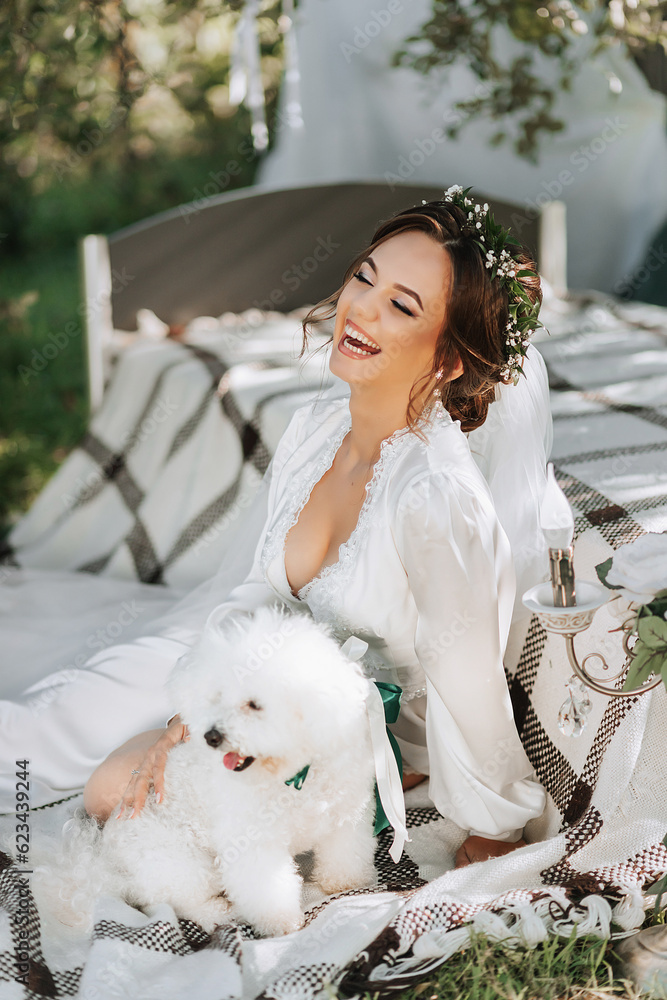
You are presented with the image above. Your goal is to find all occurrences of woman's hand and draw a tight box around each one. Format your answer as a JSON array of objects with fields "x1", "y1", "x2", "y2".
[
  {"x1": 117, "y1": 715, "x2": 189, "y2": 819},
  {"x1": 455, "y1": 834, "x2": 527, "y2": 868}
]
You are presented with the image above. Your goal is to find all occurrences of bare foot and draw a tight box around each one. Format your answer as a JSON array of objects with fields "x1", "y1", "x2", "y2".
[
  {"x1": 455, "y1": 835, "x2": 527, "y2": 868},
  {"x1": 402, "y1": 771, "x2": 427, "y2": 791}
]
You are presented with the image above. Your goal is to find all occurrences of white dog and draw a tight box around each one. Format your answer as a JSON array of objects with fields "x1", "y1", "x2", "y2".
[{"x1": 42, "y1": 604, "x2": 378, "y2": 937}]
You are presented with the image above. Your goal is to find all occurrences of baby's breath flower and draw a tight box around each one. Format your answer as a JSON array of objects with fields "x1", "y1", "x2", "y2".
[{"x1": 434, "y1": 183, "x2": 545, "y2": 380}]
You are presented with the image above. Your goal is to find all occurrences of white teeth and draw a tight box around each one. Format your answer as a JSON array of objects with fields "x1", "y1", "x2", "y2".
[{"x1": 344, "y1": 323, "x2": 380, "y2": 352}]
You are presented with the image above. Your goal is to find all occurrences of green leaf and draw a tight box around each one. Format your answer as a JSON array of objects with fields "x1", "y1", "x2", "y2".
[
  {"x1": 646, "y1": 873, "x2": 667, "y2": 896},
  {"x1": 646, "y1": 870, "x2": 667, "y2": 915},
  {"x1": 622, "y1": 644, "x2": 661, "y2": 691},
  {"x1": 648, "y1": 833, "x2": 667, "y2": 913},
  {"x1": 596, "y1": 557, "x2": 621, "y2": 590},
  {"x1": 636, "y1": 614, "x2": 667, "y2": 651},
  {"x1": 646, "y1": 590, "x2": 667, "y2": 620}
]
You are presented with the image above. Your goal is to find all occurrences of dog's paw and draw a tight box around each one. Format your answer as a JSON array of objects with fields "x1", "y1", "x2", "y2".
[
  {"x1": 315, "y1": 867, "x2": 377, "y2": 896},
  {"x1": 253, "y1": 908, "x2": 305, "y2": 938},
  {"x1": 185, "y1": 896, "x2": 231, "y2": 935}
]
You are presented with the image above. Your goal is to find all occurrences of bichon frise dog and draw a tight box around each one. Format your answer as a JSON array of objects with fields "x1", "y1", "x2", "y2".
[{"x1": 43, "y1": 604, "x2": 378, "y2": 937}]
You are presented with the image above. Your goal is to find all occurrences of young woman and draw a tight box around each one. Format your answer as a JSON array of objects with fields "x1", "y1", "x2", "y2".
[{"x1": 83, "y1": 188, "x2": 550, "y2": 867}]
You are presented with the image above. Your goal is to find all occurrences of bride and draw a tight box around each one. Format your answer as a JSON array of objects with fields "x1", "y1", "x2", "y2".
[
  {"x1": 80, "y1": 187, "x2": 550, "y2": 868},
  {"x1": 2, "y1": 187, "x2": 551, "y2": 868}
]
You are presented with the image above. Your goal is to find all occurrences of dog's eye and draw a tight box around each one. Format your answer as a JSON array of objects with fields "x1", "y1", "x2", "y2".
[{"x1": 246, "y1": 700, "x2": 262, "y2": 711}]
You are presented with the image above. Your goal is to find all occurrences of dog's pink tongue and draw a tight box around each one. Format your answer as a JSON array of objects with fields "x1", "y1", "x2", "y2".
[{"x1": 223, "y1": 752, "x2": 241, "y2": 770}]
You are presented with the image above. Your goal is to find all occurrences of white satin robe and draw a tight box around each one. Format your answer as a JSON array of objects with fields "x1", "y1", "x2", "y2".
[{"x1": 216, "y1": 392, "x2": 546, "y2": 842}]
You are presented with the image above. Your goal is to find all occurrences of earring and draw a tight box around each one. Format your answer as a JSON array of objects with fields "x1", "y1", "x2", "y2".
[{"x1": 433, "y1": 370, "x2": 444, "y2": 398}]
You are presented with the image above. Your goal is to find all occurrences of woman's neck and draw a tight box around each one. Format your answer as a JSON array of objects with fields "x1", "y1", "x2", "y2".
[{"x1": 344, "y1": 384, "x2": 424, "y2": 467}]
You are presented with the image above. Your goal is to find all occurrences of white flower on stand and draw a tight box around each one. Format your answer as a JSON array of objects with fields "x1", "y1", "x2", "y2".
[{"x1": 605, "y1": 532, "x2": 667, "y2": 607}]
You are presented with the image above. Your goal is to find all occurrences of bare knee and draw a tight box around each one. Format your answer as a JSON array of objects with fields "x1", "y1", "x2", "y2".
[{"x1": 84, "y1": 759, "x2": 125, "y2": 822}]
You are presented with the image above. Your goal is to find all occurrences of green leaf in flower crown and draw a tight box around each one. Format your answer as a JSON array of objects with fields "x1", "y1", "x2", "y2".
[
  {"x1": 622, "y1": 643, "x2": 662, "y2": 691},
  {"x1": 595, "y1": 557, "x2": 622, "y2": 590},
  {"x1": 636, "y1": 614, "x2": 667, "y2": 651}
]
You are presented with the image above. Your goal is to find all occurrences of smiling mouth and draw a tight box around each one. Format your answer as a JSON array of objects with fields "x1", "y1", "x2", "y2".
[
  {"x1": 223, "y1": 752, "x2": 256, "y2": 772},
  {"x1": 342, "y1": 322, "x2": 381, "y2": 356}
]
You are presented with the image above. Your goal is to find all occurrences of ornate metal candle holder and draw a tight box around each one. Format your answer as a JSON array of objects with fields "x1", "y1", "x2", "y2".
[{"x1": 522, "y1": 580, "x2": 663, "y2": 700}]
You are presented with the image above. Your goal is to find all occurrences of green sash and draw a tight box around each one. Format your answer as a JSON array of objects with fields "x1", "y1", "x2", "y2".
[{"x1": 372, "y1": 681, "x2": 403, "y2": 835}]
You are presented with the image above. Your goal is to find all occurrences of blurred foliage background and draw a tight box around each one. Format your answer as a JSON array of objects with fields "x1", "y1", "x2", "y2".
[
  {"x1": 0, "y1": 0, "x2": 285, "y2": 533},
  {"x1": 395, "y1": 0, "x2": 667, "y2": 159},
  {"x1": 1, "y1": 0, "x2": 666, "y2": 537}
]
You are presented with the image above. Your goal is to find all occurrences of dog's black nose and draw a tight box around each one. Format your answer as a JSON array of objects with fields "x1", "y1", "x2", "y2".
[{"x1": 204, "y1": 728, "x2": 223, "y2": 748}]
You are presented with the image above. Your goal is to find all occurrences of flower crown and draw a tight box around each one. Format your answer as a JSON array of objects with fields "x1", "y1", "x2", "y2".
[{"x1": 425, "y1": 184, "x2": 544, "y2": 384}]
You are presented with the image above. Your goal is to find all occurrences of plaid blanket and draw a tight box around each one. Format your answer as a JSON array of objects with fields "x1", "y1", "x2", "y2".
[
  {"x1": 1, "y1": 292, "x2": 667, "y2": 998},
  {"x1": 1, "y1": 311, "x2": 336, "y2": 588}
]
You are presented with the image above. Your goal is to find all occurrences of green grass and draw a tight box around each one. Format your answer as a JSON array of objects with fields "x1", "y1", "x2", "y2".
[
  {"x1": 358, "y1": 929, "x2": 644, "y2": 1000},
  {"x1": 0, "y1": 247, "x2": 86, "y2": 535},
  {"x1": 365, "y1": 905, "x2": 667, "y2": 999}
]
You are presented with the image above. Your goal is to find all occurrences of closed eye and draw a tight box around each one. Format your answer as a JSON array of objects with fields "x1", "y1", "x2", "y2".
[
  {"x1": 246, "y1": 700, "x2": 261, "y2": 711},
  {"x1": 352, "y1": 271, "x2": 414, "y2": 317}
]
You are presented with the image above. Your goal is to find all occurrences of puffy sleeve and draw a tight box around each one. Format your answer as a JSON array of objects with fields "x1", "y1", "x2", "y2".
[{"x1": 393, "y1": 469, "x2": 546, "y2": 841}]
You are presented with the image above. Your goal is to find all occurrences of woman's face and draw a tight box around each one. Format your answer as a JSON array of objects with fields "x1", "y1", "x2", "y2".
[{"x1": 330, "y1": 230, "x2": 453, "y2": 398}]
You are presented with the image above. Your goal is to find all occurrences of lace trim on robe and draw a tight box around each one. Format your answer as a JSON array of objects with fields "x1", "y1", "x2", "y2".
[{"x1": 260, "y1": 399, "x2": 450, "y2": 697}]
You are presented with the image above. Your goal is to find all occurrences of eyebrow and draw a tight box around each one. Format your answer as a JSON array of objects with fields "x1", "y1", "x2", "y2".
[{"x1": 364, "y1": 256, "x2": 423, "y2": 311}]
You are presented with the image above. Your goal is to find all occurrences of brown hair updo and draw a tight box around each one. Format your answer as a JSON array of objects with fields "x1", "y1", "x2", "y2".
[{"x1": 299, "y1": 198, "x2": 541, "y2": 434}]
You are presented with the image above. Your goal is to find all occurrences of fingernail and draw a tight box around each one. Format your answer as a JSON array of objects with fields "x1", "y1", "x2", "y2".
[
  {"x1": 129, "y1": 808, "x2": 135, "y2": 820},
  {"x1": 155, "y1": 792, "x2": 162, "y2": 804}
]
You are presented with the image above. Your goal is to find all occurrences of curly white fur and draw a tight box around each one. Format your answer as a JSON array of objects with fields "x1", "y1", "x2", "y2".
[{"x1": 34, "y1": 605, "x2": 378, "y2": 937}]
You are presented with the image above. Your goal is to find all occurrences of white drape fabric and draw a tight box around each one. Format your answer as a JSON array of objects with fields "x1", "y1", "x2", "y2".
[{"x1": 256, "y1": 0, "x2": 667, "y2": 294}]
